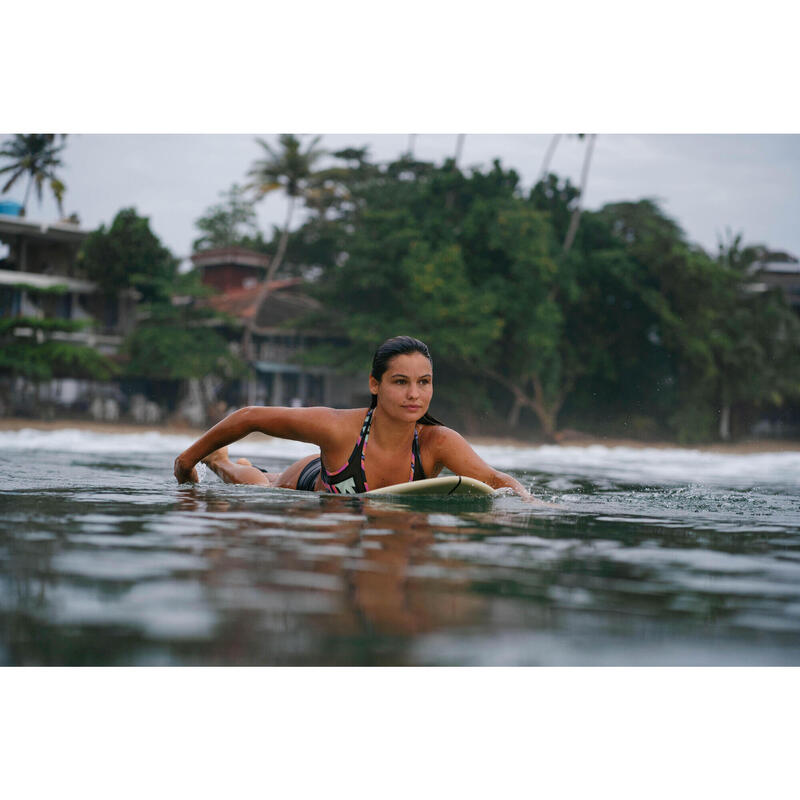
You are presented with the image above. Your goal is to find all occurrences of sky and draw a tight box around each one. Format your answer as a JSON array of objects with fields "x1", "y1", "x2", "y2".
[{"x1": 2, "y1": 134, "x2": 799, "y2": 268}]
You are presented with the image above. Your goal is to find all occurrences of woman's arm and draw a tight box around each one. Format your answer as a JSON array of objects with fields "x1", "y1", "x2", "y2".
[
  {"x1": 174, "y1": 405, "x2": 340, "y2": 483},
  {"x1": 425, "y1": 427, "x2": 536, "y2": 501}
]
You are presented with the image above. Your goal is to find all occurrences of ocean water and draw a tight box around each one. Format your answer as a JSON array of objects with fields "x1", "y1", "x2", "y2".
[{"x1": 1, "y1": 428, "x2": 799, "y2": 666}]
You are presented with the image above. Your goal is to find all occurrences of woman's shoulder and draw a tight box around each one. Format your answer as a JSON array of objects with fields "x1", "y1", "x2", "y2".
[
  {"x1": 246, "y1": 405, "x2": 367, "y2": 447},
  {"x1": 418, "y1": 424, "x2": 463, "y2": 449},
  {"x1": 326, "y1": 406, "x2": 370, "y2": 436},
  {"x1": 335, "y1": 406, "x2": 370, "y2": 422}
]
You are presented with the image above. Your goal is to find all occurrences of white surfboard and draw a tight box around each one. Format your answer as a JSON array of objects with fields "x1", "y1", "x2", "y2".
[{"x1": 363, "y1": 475, "x2": 494, "y2": 497}]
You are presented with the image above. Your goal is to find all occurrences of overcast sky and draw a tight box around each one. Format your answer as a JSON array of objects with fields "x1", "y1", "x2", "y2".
[{"x1": 3, "y1": 134, "x2": 799, "y2": 265}]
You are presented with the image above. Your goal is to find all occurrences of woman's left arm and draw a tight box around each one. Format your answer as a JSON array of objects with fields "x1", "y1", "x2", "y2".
[{"x1": 425, "y1": 427, "x2": 535, "y2": 501}]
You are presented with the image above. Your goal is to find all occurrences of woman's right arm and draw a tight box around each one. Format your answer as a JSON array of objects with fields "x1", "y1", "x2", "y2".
[{"x1": 174, "y1": 405, "x2": 340, "y2": 483}]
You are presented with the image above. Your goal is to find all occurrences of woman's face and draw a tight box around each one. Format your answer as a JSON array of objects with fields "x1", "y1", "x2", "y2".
[{"x1": 369, "y1": 352, "x2": 433, "y2": 422}]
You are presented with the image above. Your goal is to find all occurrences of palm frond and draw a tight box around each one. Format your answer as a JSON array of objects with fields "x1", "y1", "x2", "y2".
[
  {"x1": 0, "y1": 133, "x2": 67, "y2": 212},
  {"x1": 2, "y1": 168, "x2": 25, "y2": 193}
]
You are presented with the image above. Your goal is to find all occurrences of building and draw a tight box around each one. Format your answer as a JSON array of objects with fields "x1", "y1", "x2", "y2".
[
  {"x1": 194, "y1": 247, "x2": 363, "y2": 409},
  {"x1": 0, "y1": 210, "x2": 137, "y2": 418},
  {"x1": 750, "y1": 253, "x2": 800, "y2": 309},
  {"x1": 0, "y1": 211, "x2": 137, "y2": 349},
  {"x1": 190, "y1": 246, "x2": 270, "y2": 293}
]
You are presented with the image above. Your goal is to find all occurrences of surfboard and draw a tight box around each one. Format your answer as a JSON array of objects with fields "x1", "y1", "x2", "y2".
[{"x1": 363, "y1": 475, "x2": 494, "y2": 497}]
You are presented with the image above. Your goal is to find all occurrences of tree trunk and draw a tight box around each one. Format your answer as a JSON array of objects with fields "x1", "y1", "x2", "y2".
[
  {"x1": 535, "y1": 407, "x2": 559, "y2": 442},
  {"x1": 538, "y1": 134, "x2": 561, "y2": 182},
  {"x1": 454, "y1": 134, "x2": 465, "y2": 166},
  {"x1": 507, "y1": 394, "x2": 524, "y2": 427},
  {"x1": 719, "y1": 404, "x2": 731, "y2": 441},
  {"x1": 247, "y1": 195, "x2": 297, "y2": 345},
  {"x1": 484, "y1": 366, "x2": 564, "y2": 442},
  {"x1": 265, "y1": 194, "x2": 296, "y2": 284},
  {"x1": 562, "y1": 133, "x2": 597, "y2": 254},
  {"x1": 530, "y1": 373, "x2": 562, "y2": 442},
  {"x1": 22, "y1": 173, "x2": 34, "y2": 215}
]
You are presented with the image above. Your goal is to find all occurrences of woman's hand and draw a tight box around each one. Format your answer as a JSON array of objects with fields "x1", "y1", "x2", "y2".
[
  {"x1": 174, "y1": 453, "x2": 199, "y2": 484},
  {"x1": 172, "y1": 406, "x2": 338, "y2": 487}
]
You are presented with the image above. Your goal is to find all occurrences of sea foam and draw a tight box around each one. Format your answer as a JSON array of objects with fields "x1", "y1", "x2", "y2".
[{"x1": 0, "y1": 427, "x2": 797, "y2": 488}]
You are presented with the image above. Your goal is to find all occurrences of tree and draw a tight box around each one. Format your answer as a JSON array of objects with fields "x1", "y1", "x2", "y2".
[
  {"x1": 710, "y1": 232, "x2": 800, "y2": 440},
  {"x1": 192, "y1": 184, "x2": 259, "y2": 252},
  {"x1": 247, "y1": 134, "x2": 326, "y2": 283},
  {"x1": 77, "y1": 206, "x2": 247, "y2": 385},
  {"x1": 78, "y1": 208, "x2": 179, "y2": 304},
  {"x1": 562, "y1": 134, "x2": 597, "y2": 253},
  {"x1": 0, "y1": 317, "x2": 117, "y2": 401},
  {"x1": 121, "y1": 303, "x2": 244, "y2": 381},
  {"x1": 454, "y1": 134, "x2": 466, "y2": 165},
  {"x1": 113, "y1": 237, "x2": 245, "y2": 384},
  {"x1": 590, "y1": 201, "x2": 800, "y2": 442},
  {"x1": 302, "y1": 156, "x2": 575, "y2": 438},
  {"x1": 537, "y1": 134, "x2": 562, "y2": 182},
  {"x1": 289, "y1": 149, "x2": 800, "y2": 443},
  {"x1": 0, "y1": 134, "x2": 67, "y2": 216}
]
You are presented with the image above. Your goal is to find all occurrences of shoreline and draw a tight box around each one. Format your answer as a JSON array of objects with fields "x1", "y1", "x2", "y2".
[{"x1": 1, "y1": 417, "x2": 798, "y2": 454}]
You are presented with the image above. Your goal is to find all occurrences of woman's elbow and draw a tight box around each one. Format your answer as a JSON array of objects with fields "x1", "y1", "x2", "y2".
[{"x1": 225, "y1": 405, "x2": 259, "y2": 434}]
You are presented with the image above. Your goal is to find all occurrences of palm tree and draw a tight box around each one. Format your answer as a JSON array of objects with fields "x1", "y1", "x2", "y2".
[
  {"x1": 537, "y1": 134, "x2": 562, "y2": 182},
  {"x1": 454, "y1": 134, "x2": 466, "y2": 166},
  {"x1": 562, "y1": 133, "x2": 597, "y2": 254},
  {"x1": 247, "y1": 134, "x2": 325, "y2": 284},
  {"x1": 0, "y1": 134, "x2": 67, "y2": 216}
]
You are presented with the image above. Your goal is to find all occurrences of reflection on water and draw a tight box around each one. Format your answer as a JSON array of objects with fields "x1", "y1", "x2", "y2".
[{"x1": 1, "y1": 443, "x2": 799, "y2": 665}]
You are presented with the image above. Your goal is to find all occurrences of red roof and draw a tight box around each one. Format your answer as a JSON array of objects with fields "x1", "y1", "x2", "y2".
[{"x1": 204, "y1": 278, "x2": 305, "y2": 321}]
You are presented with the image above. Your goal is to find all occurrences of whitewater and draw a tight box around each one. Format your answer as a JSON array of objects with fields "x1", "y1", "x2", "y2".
[{"x1": 1, "y1": 427, "x2": 797, "y2": 488}]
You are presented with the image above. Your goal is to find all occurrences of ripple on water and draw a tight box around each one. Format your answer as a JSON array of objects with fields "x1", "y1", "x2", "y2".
[
  {"x1": 3, "y1": 433, "x2": 800, "y2": 665},
  {"x1": 46, "y1": 579, "x2": 217, "y2": 640},
  {"x1": 52, "y1": 550, "x2": 207, "y2": 581}
]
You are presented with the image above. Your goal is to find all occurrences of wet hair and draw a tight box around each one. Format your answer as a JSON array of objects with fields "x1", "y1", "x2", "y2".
[{"x1": 369, "y1": 336, "x2": 442, "y2": 425}]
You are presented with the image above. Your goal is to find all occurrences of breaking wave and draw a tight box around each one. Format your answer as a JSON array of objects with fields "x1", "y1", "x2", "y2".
[{"x1": 1, "y1": 427, "x2": 797, "y2": 489}]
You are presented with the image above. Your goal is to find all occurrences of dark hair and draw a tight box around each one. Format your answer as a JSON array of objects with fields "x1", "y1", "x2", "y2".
[{"x1": 370, "y1": 336, "x2": 442, "y2": 425}]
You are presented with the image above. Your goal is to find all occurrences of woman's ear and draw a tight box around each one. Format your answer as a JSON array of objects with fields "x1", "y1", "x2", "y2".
[{"x1": 369, "y1": 375, "x2": 380, "y2": 396}]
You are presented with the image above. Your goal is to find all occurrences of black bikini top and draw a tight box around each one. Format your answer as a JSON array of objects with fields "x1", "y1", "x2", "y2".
[{"x1": 320, "y1": 407, "x2": 426, "y2": 494}]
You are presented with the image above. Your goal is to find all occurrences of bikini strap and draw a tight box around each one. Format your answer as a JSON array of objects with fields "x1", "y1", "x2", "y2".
[
  {"x1": 359, "y1": 407, "x2": 375, "y2": 492},
  {"x1": 409, "y1": 428, "x2": 420, "y2": 482},
  {"x1": 361, "y1": 409, "x2": 420, "y2": 490}
]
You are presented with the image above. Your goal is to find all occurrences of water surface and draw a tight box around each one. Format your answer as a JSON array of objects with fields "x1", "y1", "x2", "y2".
[{"x1": 1, "y1": 429, "x2": 799, "y2": 665}]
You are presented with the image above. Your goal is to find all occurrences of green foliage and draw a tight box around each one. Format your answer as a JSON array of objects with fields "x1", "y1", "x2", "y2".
[
  {"x1": 10, "y1": 282, "x2": 71, "y2": 295},
  {"x1": 247, "y1": 134, "x2": 328, "y2": 280},
  {"x1": 0, "y1": 316, "x2": 91, "y2": 334},
  {"x1": 122, "y1": 317, "x2": 244, "y2": 380},
  {"x1": 0, "y1": 317, "x2": 117, "y2": 381},
  {"x1": 74, "y1": 206, "x2": 246, "y2": 383},
  {"x1": 291, "y1": 151, "x2": 800, "y2": 441},
  {"x1": 121, "y1": 289, "x2": 245, "y2": 382},
  {"x1": 0, "y1": 134, "x2": 67, "y2": 214},
  {"x1": 193, "y1": 184, "x2": 260, "y2": 252},
  {"x1": 587, "y1": 204, "x2": 800, "y2": 440},
  {"x1": 248, "y1": 134, "x2": 326, "y2": 200},
  {"x1": 78, "y1": 208, "x2": 179, "y2": 303},
  {"x1": 669, "y1": 402, "x2": 719, "y2": 445}
]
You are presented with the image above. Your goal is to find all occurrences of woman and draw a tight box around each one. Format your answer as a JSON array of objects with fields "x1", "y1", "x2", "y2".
[{"x1": 174, "y1": 336, "x2": 533, "y2": 500}]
